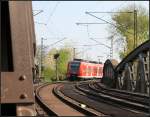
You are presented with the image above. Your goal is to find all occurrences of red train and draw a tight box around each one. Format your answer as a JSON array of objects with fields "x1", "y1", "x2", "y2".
[{"x1": 67, "y1": 59, "x2": 103, "y2": 80}]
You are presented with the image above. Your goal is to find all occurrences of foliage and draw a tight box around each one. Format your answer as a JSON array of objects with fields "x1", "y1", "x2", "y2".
[
  {"x1": 43, "y1": 66, "x2": 56, "y2": 82},
  {"x1": 109, "y1": 4, "x2": 149, "y2": 59},
  {"x1": 42, "y1": 46, "x2": 73, "y2": 82},
  {"x1": 57, "y1": 47, "x2": 72, "y2": 80}
]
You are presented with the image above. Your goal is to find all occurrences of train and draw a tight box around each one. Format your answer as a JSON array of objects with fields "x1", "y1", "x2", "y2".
[{"x1": 66, "y1": 59, "x2": 104, "y2": 80}]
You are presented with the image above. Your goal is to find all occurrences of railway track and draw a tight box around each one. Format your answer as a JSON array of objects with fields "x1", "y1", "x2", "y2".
[
  {"x1": 35, "y1": 83, "x2": 57, "y2": 116},
  {"x1": 53, "y1": 82, "x2": 105, "y2": 116},
  {"x1": 95, "y1": 82, "x2": 149, "y2": 103},
  {"x1": 88, "y1": 82, "x2": 149, "y2": 111},
  {"x1": 58, "y1": 81, "x2": 148, "y2": 117},
  {"x1": 35, "y1": 81, "x2": 104, "y2": 116},
  {"x1": 75, "y1": 82, "x2": 149, "y2": 116},
  {"x1": 35, "y1": 80, "x2": 149, "y2": 116}
]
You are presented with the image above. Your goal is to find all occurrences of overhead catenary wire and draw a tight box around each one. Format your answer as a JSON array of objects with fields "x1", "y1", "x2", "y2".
[
  {"x1": 45, "y1": 1, "x2": 65, "y2": 38},
  {"x1": 33, "y1": 2, "x2": 62, "y2": 39},
  {"x1": 33, "y1": 10, "x2": 44, "y2": 16},
  {"x1": 74, "y1": 43, "x2": 105, "y2": 47},
  {"x1": 76, "y1": 2, "x2": 128, "y2": 60},
  {"x1": 46, "y1": 1, "x2": 60, "y2": 25},
  {"x1": 34, "y1": 21, "x2": 46, "y2": 25},
  {"x1": 85, "y1": 12, "x2": 133, "y2": 35},
  {"x1": 83, "y1": 1, "x2": 130, "y2": 52},
  {"x1": 90, "y1": 38, "x2": 111, "y2": 49},
  {"x1": 43, "y1": 1, "x2": 65, "y2": 38},
  {"x1": 95, "y1": 1, "x2": 128, "y2": 19},
  {"x1": 49, "y1": 38, "x2": 67, "y2": 47}
]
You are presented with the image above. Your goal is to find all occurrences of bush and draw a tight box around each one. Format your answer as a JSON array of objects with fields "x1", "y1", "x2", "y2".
[{"x1": 43, "y1": 66, "x2": 56, "y2": 82}]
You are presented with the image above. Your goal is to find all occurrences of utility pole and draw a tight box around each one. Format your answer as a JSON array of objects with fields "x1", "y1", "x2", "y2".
[
  {"x1": 54, "y1": 53, "x2": 60, "y2": 81},
  {"x1": 40, "y1": 37, "x2": 43, "y2": 77},
  {"x1": 134, "y1": 10, "x2": 137, "y2": 48},
  {"x1": 97, "y1": 56, "x2": 103, "y2": 63},
  {"x1": 109, "y1": 35, "x2": 114, "y2": 59},
  {"x1": 73, "y1": 48, "x2": 76, "y2": 60},
  {"x1": 56, "y1": 58, "x2": 58, "y2": 81},
  {"x1": 40, "y1": 37, "x2": 46, "y2": 78}
]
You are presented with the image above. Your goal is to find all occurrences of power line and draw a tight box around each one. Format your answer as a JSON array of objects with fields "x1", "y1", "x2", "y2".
[
  {"x1": 33, "y1": 10, "x2": 44, "y2": 16},
  {"x1": 86, "y1": 11, "x2": 133, "y2": 13},
  {"x1": 49, "y1": 37, "x2": 67, "y2": 47},
  {"x1": 95, "y1": 1, "x2": 128, "y2": 19},
  {"x1": 34, "y1": 21, "x2": 46, "y2": 25},
  {"x1": 90, "y1": 38, "x2": 111, "y2": 49},
  {"x1": 74, "y1": 43, "x2": 104, "y2": 47},
  {"x1": 50, "y1": 20, "x2": 64, "y2": 37},
  {"x1": 45, "y1": 25, "x2": 59, "y2": 38},
  {"x1": 76, "y1": 23, "x2": 107, "y2": 25},
  {"x1": 46, "y1": 1, "x2": 60, "y2": 25},
  {"x1": 76, "y1": 47, "x2": 91, "y2": 55},
  {"x1": 85, "y1": 12, "x2": 133, "y2": 35}
]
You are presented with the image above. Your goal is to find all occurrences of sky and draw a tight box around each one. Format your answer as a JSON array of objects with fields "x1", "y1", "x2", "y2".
[{"x1": 32, "y1": 1, "x2": 149, "y2": 63}]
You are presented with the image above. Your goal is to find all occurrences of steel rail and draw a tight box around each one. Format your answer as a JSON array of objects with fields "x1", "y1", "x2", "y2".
[
  {"x1": 35, "y1": 83, "x2": 57, "y2": 116},
  {"x1": 76, "y1": 83, "x2": 149, "y2": 114},
  {"x1": 53, "y1": 83, "x2": 105, "y2": 116},
  {"x1": 89, "y1": 82, "x2": 149, "y2": 106}
]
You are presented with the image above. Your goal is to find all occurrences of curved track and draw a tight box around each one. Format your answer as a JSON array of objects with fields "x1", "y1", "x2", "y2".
[
  {"x1": 35, "y1": 82, "x2": 87, "y2": 116},
  {"x1": 35, "y1": 82, "x2": 103, "y2": 116},
  {"x1": 89, "y1": 82, "x2": 149, "y2": 112},
  {"x1": 58, "y1": 81, "x2": 149, "y2": 117}
]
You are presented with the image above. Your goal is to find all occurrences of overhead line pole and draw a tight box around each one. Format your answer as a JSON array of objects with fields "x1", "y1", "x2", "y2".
[
  {"x1": 73, "y1": 48, "x2": 76, "y2": 60},
  {"x1": 134, "y1": 10, "x2": 137, "y2": 48},
  {"x1": 40, "y1": 37, "x2": 47, "y2": 77}
]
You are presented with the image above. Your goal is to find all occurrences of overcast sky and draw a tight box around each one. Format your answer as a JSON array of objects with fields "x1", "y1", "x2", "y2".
[{"x1": 32, "y1": 1, "x2": 149, "y2": 63}]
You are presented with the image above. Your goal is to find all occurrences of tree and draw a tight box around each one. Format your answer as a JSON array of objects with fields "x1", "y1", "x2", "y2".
[
  {"x1": 42, "y1": 48, "x2": 57, "y2": 82},
  {"x1": 109, "y1": 4, "x2": 149, "y2": 59},
  {"x1": 57, "y1": 47, "x2": 72, "y2": 80},
  {"x1": 43, "y1": 45, "x2": 73, "y2": 82}
]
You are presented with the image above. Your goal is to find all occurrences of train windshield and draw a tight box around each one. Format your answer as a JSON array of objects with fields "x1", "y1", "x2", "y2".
[{"x1": 70, "y1": 62, "x2": 80, "y2": 72}]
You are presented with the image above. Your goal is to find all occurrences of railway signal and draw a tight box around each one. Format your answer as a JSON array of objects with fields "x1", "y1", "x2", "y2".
[
  {"x1": 54, "y1": 53, "x2": 60, "y2": 81},
  {"x1": 54, "y1": 53, "x2": 60, "y2": 59}
]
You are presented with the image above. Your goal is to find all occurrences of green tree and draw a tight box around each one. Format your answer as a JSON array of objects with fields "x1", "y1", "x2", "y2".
[
  {"x1": 57, "y1": 47, "x2": 72, "y2": 80},
  {"x1": 43, "y1": 45, "x2": 73, "y2": 82},
  {"x1": 109, "y1": 4, "x2": 149, "y2": 59},
  {"x1": 43, "y1": 48, "x2": 57, "y2": 82}
]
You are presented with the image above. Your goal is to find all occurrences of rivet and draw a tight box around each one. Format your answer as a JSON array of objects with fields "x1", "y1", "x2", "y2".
[
  {"x1": 20, "y1": 93, "x2": 28, "y2": 99},
  {"x1": 19, "y1": 75, "x2": 26, "y2": 81}
]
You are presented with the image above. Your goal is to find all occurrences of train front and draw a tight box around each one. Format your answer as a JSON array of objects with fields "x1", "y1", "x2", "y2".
[{"x1": 66, "y1": 61, "x2": 80, "y2": 81}]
